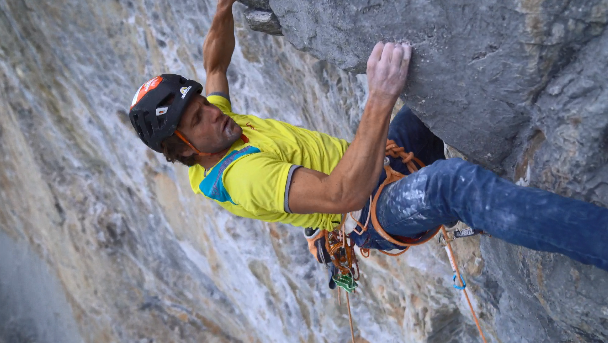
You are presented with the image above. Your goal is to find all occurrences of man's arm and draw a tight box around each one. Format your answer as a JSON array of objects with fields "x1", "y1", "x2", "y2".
[
  {"x1": 289, "y1": 42, "x2": 412, "y2": 214},
  {"x1": 203, "y1": 0, "x2": 237, "y2": 96}
]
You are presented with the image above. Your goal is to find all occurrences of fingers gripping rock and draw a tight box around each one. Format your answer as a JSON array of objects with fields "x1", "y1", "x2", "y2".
[{"x1": 367, "y1": 42, "x2": 412, "y2": 100}]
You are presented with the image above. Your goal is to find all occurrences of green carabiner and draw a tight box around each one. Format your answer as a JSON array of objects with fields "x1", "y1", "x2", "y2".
[{"x1": 332, "y1": 273, "x2": 358, "y2": 293}]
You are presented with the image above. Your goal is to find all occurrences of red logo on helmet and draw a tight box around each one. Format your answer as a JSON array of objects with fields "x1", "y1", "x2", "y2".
[{"x1": 130, "y1": 76, "x2": 163, "y2": 110}]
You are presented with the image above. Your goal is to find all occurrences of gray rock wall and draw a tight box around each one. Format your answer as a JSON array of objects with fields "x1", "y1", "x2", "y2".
[
  {"x1": 248, "y1": 0, "x2": 608, "y2": 178},
  {"x1": 0, "y1": 0, "x2": 607, "y2": 342},
  {"x1": 0, "y1": 231, "x2": 83, "y2": 343},
  {"x1": 239, "y1": 0, "x2": 608, "y2": 342}
]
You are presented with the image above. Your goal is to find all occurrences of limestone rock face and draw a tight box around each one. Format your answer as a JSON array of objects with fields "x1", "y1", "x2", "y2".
[
  {"x1": 240, "y1": 0, "x2": 608, "y2": 341},
  {"x1": 244, "y1": 9, "x2": 283, "y2": 36},
  {"x1": 260, "y1": 0, "x2": 608, "y2": 178},
  {"x1": 239, "y1": 0, "x2": 271, "y2": 11},
  {"x1": 1, "y1": 0, "x2": 607, "y2": 343}
]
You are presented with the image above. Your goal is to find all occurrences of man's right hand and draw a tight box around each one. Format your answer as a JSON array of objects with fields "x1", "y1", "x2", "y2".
[
  {"x1": 366, "y1": 42, "x2": 412, "y2": 103},
  {"x1": 287, "y1": 42, "x2": 414, "y2": 215}
]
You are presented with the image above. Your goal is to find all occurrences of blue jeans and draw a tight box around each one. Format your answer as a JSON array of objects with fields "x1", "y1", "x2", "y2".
[{"x1": 351, "y1": 106, "x2": 608, "y2": 271}]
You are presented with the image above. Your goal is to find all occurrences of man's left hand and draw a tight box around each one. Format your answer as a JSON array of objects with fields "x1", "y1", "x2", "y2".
[{"x1": 304, "y1": 228, "x2": 332, "y2": 264}]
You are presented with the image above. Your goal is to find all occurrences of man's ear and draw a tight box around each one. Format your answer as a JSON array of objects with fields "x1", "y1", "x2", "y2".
[{"x1": 180, "y1": 146, "x2": 196, "y2": 158}]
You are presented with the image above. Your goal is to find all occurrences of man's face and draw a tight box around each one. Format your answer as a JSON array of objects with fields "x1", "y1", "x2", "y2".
[{"x1": 177, "y1": 94, "x2": 242, "y2": 155}]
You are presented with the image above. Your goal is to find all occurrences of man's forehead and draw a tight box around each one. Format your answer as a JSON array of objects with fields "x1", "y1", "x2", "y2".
[
  {"x1": 178, "y1": 95, "x2": 206, "y2": 125},
  {"x1": 186, "y1": 94, "x2": 206, "y2": 111}
]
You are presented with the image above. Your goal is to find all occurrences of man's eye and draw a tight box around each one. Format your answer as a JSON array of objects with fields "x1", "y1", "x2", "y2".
[{"x1": 191, "y1": 112, "x2": 201, "y2": 127}]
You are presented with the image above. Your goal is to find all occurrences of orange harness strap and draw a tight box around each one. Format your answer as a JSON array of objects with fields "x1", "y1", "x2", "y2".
[
  {"x1": 367, "y1": 140, "x2": 441, "y2": 249},
  {"x1": 332, "y1": 140, "x2": 487, "y2": 343}
]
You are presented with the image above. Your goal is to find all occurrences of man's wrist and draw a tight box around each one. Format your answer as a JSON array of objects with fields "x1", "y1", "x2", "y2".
[
  {"x1": 217, "y1": 0, "x2": 236, "y2": 12},
  {"x1": 366, "y1": 93, "x2": 397, "y2": 115}
]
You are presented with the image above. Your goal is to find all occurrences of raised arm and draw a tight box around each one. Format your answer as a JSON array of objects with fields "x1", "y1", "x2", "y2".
[
  {"x1": 203, "y1": 0, "x2": 237, "y2": 96},
  {"x1": 289, "y1": 42, "x2": 412, "y2": 214}
]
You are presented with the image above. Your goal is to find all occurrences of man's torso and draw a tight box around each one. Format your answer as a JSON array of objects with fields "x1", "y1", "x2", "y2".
[{"x1": 188, "y1": 95, "x2": 350, "y2": 231}]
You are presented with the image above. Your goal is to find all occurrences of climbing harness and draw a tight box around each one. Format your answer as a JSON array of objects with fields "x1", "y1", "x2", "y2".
[{"x1": 324, "y1": 139, "x2": 488, "y2": 343}]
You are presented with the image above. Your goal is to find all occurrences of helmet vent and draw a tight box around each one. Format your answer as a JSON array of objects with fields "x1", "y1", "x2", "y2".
[
  {"x1": 144, "y1": 112, "x2": 153, "y2": 135},
  {"x1": 158, "y1": 93, "x2": 175, "y2": 107},
  {"x1": 132, "y1": 113, "x2": 145, "y2": 139}
]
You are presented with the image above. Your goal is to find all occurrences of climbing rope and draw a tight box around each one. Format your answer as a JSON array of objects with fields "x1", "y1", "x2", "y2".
[
  {"x1": 326, "y1": 139, "x2": 487, "y2": 343},
  {"x1": 440, "y1": 225, "x2": 488, "y2": 343}
]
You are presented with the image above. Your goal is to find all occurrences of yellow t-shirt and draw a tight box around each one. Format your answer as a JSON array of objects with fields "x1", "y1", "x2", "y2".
[{"x1": 188, "y1": 94, "x2": 349, "y2": 231}]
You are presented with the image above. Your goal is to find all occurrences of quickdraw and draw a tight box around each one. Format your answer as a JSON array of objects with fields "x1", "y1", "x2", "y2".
[
  {"x1": 323, "y1": 217, "x2": 361, "y2": 291},
  {"x1": 324, "y1": 139, "x2": 488, "y2": 343}
]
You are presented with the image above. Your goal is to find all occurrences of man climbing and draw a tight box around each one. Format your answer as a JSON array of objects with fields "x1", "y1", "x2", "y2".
[{"x1": 128, "y1": 0, "x2": 608, "y2": 272}]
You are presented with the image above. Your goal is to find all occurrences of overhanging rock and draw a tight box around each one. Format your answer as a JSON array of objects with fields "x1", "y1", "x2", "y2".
[
  {"x1": 242, "y1": 0, "x2": 607, "y2": 180},
  {"x1": 239, "y1": 0, "x2": 608, "y2": 342}
]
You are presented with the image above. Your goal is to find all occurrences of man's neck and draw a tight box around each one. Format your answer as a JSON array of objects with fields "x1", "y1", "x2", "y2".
[
  {"x1": 194, "y1": 150, "x2": 229, "y2": 170},
  {"x1": 192, "y1": 133, "x2": 246, "y2": 170}
]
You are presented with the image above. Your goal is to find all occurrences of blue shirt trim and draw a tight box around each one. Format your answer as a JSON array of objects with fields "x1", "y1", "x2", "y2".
[{"x1": 199, "y1": 146, "x2": 260, "y2": 204}]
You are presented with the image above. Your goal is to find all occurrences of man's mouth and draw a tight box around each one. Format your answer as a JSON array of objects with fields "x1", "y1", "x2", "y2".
[{"x1": 222, "y1": 117, "x2": 229, "y2": 132}]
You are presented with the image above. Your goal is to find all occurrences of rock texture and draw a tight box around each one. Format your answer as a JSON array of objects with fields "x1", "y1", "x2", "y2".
[
  {"x1": 244, "y1": 9, "x2": 283, "y2": 36},
  {"x1": 0, "y1": 0, "x2": 607, "y2": 343},
  {"x1": 240, "y1": 0, "x2": 608, "y2": 342},
  {"x1": 251, "y1": 0, "x2": 608, "y2": 177}
]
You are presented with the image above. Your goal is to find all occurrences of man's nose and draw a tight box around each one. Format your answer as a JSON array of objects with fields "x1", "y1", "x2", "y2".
[{"x1": 211, "y1": 108, "x2": 223, "y2": 122}]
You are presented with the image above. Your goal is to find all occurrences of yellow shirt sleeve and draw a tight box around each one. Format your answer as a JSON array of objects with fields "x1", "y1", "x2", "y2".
[
  {"x1": 223, "y1": 153, "x2": 294, "y2": 215},
  {"x1": 207, "y1": 94, "x2": 232, "y2": 114}
]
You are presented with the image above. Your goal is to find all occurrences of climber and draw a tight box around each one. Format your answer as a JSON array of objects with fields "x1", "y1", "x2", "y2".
[{"x1": 128, "y1": 0, "x2": 608, "y2": 272}]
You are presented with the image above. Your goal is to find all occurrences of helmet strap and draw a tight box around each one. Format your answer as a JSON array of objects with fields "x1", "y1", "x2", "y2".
[{"x1": 174, "y1": 130, "x2": 213, "y2": 157}]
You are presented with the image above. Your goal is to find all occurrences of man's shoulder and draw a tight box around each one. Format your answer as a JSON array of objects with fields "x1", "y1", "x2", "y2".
[
  {"x1": 207, "y1": 92, "x2": 232, "y2": 114},
  {"x1": 188, "y1": 164, "x2": 206, "y2": 194},
  {"x1": 206, "y1": 94, "x2": 299, "y2": 131},
  {"x1": 206, "y1": 93, "x2": 259, "y2": 122}
]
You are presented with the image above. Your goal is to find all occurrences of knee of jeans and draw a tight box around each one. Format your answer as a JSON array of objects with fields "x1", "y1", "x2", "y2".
[
  {"x1": 422, "y1": 158, "x2": 467, "y2": 183},
  {"x1": 418, "y1": 158, "x2": 469, "y2": 212},
  {"x1": 435, "y1": 157, "x2": 467, "y2": 168}
]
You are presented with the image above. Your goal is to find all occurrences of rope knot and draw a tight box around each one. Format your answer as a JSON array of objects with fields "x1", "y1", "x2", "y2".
[{"x1": 385, "y1": 140, "x2": 423, "y2": 174}]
